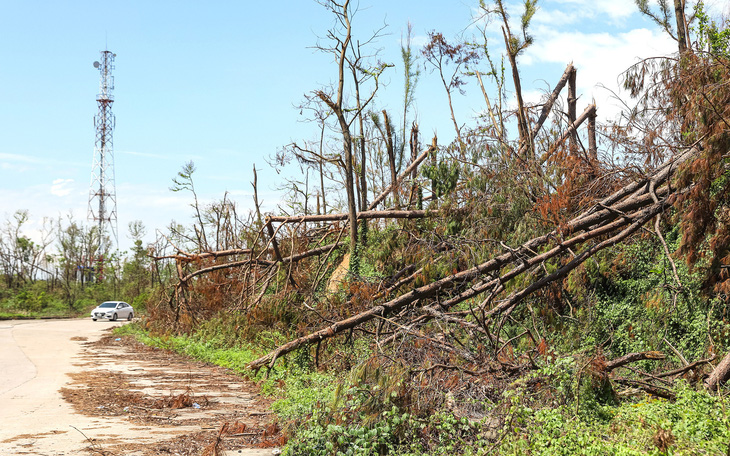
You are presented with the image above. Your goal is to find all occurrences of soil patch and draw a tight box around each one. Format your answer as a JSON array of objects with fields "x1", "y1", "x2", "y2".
[{"x1": 61, "y1": 334, "x2": 282, "y2": 455}]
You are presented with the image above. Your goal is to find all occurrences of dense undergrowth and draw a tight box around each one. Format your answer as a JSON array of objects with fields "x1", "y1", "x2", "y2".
[{"x1": 0, "y1": 280, "x2": 141, "y2": 319}]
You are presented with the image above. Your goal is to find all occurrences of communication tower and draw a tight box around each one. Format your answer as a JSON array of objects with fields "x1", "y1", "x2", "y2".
[{"x1": 88, "y1": 50, "x2": 118, "y2": 278}]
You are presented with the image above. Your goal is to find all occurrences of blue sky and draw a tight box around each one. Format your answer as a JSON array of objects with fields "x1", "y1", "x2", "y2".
[{"x1": 0, "y1": 0, "x2": 725, "y2": 252}]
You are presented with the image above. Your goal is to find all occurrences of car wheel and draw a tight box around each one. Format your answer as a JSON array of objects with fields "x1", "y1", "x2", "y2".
[
  {"x1": 92, "y1": 319, "x2": 97, "y2": 321},
  {"x1": 112, "y1": 313, "x2": 118, "y2": 321},
  {"x1": 127, "y1": 312, "x2": 134, "y2": 321}
]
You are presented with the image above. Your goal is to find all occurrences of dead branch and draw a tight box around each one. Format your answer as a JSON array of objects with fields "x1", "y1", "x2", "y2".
[
  {"x1": 623, "y1": 365, "x2": 673, "y2": 386},
  {"x1": 541, "y1": 104, "x2": 597, "y2": 163},
  {"x1": 662, "y1": 337, "x2": 689, "y2": 366},
  {"x1": 176, "y1": 242, "x2": 344, "y2": 285},
  {"x1": 656, "y1": 355, "x2": 716, "y2": 378},
  {"x1": 181, "y1": 259, "x2": 274, "y2": 283}
]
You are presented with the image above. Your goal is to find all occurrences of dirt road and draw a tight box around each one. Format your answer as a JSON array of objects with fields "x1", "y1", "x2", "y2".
[{"x1": 0, "y1": 319, "x2": 279, "y2": 455}]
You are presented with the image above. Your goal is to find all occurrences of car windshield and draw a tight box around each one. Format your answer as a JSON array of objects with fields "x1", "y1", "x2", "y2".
[{"x1": 98, "y1": 302, "x2": 117, "y2": 308}]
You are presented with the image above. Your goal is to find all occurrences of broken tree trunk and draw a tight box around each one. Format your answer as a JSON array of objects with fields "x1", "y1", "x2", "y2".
[
  {"x1": 517, "y1": 63, "x2": 575, "y2": 158},
  {"x1": 368, "y1": 141, "x2": 436, "y2": 210},
  {"x1": 542, "y1": 104, "x2": 597, "y2": 163},
  {"x1": 568, "y1": 66, "x2": 578, "y2": 156},
  {"x1": 383, "y1": 109, "x2": 400, "y2": 210},
  {"x1": 705, "y1": 353, "x2": 730, "y2": 392}
]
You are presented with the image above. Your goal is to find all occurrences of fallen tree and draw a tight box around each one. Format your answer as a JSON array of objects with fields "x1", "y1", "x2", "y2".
[{"x1": 248, "y1": 146, "x2": 696, "y2": 371}]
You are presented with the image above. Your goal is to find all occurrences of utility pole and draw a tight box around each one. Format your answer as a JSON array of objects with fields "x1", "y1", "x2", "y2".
[{"x1": 88, "y1": 50, "x2": 118, "y2": 281}]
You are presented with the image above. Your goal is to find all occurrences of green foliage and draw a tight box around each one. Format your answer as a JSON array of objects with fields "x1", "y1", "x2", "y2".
[
  {"x1": 0, "y1": 280, "x2": 81, "y2": 317},
  {"x1": 284, "y1": 402, "x2": 485, "y2": 456},
  {"x1": 558, "y1": 234, "x2": 718, "y2": 363},
  {"x1": 284, "y1": 406, "x2": 413, "y2": 456},
  {"x1": 695, "y1": 2, "x2": 730, "y2": 57},
  {"x1": 422, "y1": 160, "x2": 460, "y2": 199},
  {"x1": 499, "y1": 382, "x2": 730, "y2": 455},
  {"x1": 360, "y1": 224, "x2": 407, "y2": 279},
  {"x1": 270, "y1": 370, "x2": 340, "y2": 426}
]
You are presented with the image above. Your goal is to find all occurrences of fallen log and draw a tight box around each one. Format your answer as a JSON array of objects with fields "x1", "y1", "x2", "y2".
[
  {"x1": 248, "y1": 197, "x2": 673, "y2": 370},
  {"x1": 606, "y1": 351, "x2": 666, "y2": 371},
  {"x1": 247, "y1": 147, "x2": 696, "y2": 371},
  {"x1": 704, "y1": 352, "x2": 730, "y2": 392},
  {"x1": 267, "y1": 209, "x2": 433, "y2": 224}
]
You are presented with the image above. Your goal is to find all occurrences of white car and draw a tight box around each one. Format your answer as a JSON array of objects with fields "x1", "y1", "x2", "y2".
[{"x1": 91, "y1": 301, "x2": 134, "y2": 321}]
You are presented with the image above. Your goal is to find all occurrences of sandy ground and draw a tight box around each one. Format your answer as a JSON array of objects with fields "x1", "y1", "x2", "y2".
[{"x1": 0, "y1": 319, "x2": 280, "y2": 456}]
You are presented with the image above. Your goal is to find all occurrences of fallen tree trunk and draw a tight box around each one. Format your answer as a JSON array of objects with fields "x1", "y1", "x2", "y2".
[
  {"x1": 267, "y1": 209, "x2": 433, "y2": 224},
  {"x1": 606, "y1": 351, "x2": 666, "y2": 371},
  {"x1": 705, "y1": 353, "x2": 730, "y2": 392},
  {"x1": 152, "y1": 248, "x2": 254, "y2": 262},
  {"x1": 248, "y1": 149, "x2": 695, "y2": 371},
  {"x1": 329, "y1": 195, "x2": 673, "y2": 356}
]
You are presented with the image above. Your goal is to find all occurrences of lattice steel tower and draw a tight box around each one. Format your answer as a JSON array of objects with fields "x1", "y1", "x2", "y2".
[{"x1": 88, "y1": 50, "x2": 118, "y2": 268}]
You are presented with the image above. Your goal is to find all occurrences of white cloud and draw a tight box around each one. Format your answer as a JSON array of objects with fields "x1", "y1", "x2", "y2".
[
  {"x1": 523, "y1": 26, "x2": 676, "y2": 120},
  {"x1": 547, "y1": 0, "x2": 637, "y2": 22},
  {"x1": 50, "y1": 178, "x2": 75, "y2": 197},
  {"x1": 532, "y1": 8, "x2": 581, "y2": 27},
  {"x1": 410, "y1": 34, "x2": 430, "y2": 48},
  {"x1": 0, "y1": 152, "x2": 43, "y2": 164}
]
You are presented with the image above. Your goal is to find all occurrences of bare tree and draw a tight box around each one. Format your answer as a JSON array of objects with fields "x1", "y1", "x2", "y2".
[
  {"x1": 487, "y1": 0, "x2": 538, "y2": 156},
  {"x1": 170, "y1": 161, "x2": 209, "y2": 251},
  {"x1": 401, "y1": 22, "x2": 420, "y2": 173},
  {"x1": 422, "y1": 31, "x2": 480, "y2": 153},
  {"x1": 312, "y1": 0, "x2": 389, "y2": 267}
]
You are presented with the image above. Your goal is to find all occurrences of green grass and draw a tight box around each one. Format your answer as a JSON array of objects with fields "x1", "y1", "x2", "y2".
[{"x1": 113, "y1": 323, "x2": 258, "y2": 373}]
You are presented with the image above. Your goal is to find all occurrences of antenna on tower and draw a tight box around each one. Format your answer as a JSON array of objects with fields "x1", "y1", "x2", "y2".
[{"x1": 88, "y1": 50, "x2": 118, "y2": 281}]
